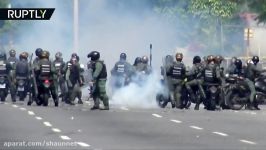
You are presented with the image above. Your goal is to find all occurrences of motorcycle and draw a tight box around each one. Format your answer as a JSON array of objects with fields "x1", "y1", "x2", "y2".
[
  {"x1": 37, "y1": 79, "x2": 52, "y2": 106},
  {"x1": 156, "y1": 79, "x2": 172, "y2": 108},
  {"x1": 225, "y1": 73, "x2": 266, "y2": 110},
  {"x1": 203, "y1": 83, "x2": 220, "y2": 111},
  {"x1": 16, "y1": 77, "x2": 28, "y2": 101},
  {"x1": 0, "y1": 76, "x2": 8, "y2": 102}
]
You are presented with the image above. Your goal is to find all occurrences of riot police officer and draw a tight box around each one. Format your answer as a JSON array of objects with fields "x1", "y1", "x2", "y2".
[
  {"x1": 64, "y1": 55, "x2": 83, "y2": 105},
  {"x1": 245, "y1": 56, "x2": 265, "y2": 110},
  {"x1": 7, "y1": 49, "x2": 18, "y2": 102},
  {"x1": 133, "y1": 57, "x2": 142, "y2": 67},
  {"x1": 87, "y1": 51, "x2": 109, "y2": 110},
  {"x1": 111, "y1": 53, "x2": 135, "y2": 90},
  {"x1": 53, "y1": 52, "x2": 67, "y2": 102},
  {"x1": 72, "y1": 53, "x2": 84, "y2": 104},
  {"x1": 136, "y1": 56, "x2": 152, "y2": 74},
  {"x1": 35, "y1": 50, "x2": 58, "y2": 107},
  {"x1": 15, "y1": 52, "x2": 30, "y2": 101},
  {"x1": 0, "y1": 51, "x2": 12, "y2": 102},
  {"x1": 185, "y1": 56, "x2": 206, "y2": 110},
  {"x1": 203, "y1": 55, "x2": 222, "y2": 110},
  {"x1": 158, "y1": 55, "x2": 175, "y2": 108},
  {"x1": 226, "y1": 57, "x2": 237, "y2": 74},
  {"x1": 166, "y1": 52, "x2": 186, "y2": 109}
]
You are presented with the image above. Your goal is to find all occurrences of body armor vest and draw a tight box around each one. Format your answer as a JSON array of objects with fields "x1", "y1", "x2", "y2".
[
  {"x1": 204, "y1": 64, "x2": 216, "y2": 82},
  {"x1": 171, "y1": 62, "x2": 185, "y2": 79},
  {"x1": 16, "y1": 60, "x2": 28, "y2": 77},
  {"x1": 116, "y1": 62, "x2": 125, "y2": 75},
  {"x1": 92, "y1": 61, "x2": 107, "y2": 79},
  {"x1": 7, "y1": 57, "x2": 17, "y2": 70},
  {"x1": 40, "y1": 61, "x2": 51, "y2": 77}
]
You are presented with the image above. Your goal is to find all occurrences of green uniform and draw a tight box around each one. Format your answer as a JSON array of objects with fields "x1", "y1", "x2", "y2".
[
  {"x1": 91, "y1": 60, "x2": 109, "y2": 109},
  {"x1": 245, "y1": 63, "x2": 265, "y2": 108},
  {"x1": 185, "y1": 63, "x2": 205, "y2": 110},
  {"x1": 64, "y1": 61, "x2": 83, "y2": 104},
  {"x1": 166, "y1": 61, "x2": 186, "y2": 108},
  {"x1": 35, "y1": 58, "x2": 58, "y2": 106}
]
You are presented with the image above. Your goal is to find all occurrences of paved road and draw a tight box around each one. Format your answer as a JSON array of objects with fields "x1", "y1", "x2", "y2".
[{"x1": 0, "y1": 98, "x2": 266, "y2": 150}]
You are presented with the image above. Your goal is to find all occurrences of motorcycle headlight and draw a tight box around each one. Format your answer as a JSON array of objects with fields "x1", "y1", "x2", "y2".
[
  {"x1": 225, "y1": 74, "x2": 229, "y2": 78},
  {"x1": 18, "y1": 80, "x2": 25, "y2": 86},
  {"x1": 80, "y1": 64, "x2": 85, "y2": 69},
  {"x1": 210, "y1": 86, "x2": 218, "y2": 93}
]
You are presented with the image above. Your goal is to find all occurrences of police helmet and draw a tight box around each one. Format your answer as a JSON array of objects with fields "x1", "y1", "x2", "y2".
[
  {"x1": 9, "y1": 49, "x2": 16, "y2": 57},
  {"x1": 252, "y1": 56, "x2": 259, "y2": 65},
  {"x1": 207, "y1": 55, "x2": 215, "y2": 63},
  {"x1": 133, "y1": 57, "x2": 141, "y2": 66},
  {"x1": 175, "y1": 52, "x2": 183, "y2": 61},
  {"x1": 231, "y1": 57, "x2": 237, "y2": 64},
  {"x1": 120, "y1": 53, "x2": 127, "y2": 60},
  {"x1": 87, "y1": 51, "x2": 100, "y2": 61},
  {"x1": 19, "y1": 52, "x2": 28, "y2": 60},
  {"x1": 71, "y1": 53, "x2": 78, "y2": 58},
  {"x1": 193, "y1": 56, "x2": 201, "y2": 64},
  {"x1": 142, "y1": 56, "x2": 149, "y2": 64},
  {"x1": 165, "y1": 55, "x2": 174, "y2": 64},
  {"x1": 35, "y1": 48, "x2": 43, "y2": 57},
  {"x1": 40, "y1": 50, "x2": 50, "y2": 59},
  {"x1": 215, "y1": 55, "x2": 224, "y2": 64},
  {"x1": 235, "y1": 59, "x2": 242, "y2": 69},
  {"x1": 55, "y1": 52, "x2": 62, "y2": 60}
]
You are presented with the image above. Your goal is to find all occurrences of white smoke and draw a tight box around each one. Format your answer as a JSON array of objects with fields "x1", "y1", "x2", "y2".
[{"x1": 110, "y1": 72, "x2": 163, "y2": 108}]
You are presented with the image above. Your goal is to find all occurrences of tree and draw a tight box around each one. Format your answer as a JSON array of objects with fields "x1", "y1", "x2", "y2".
[
  {"x1": 153, "y1": 0, "x2": 245, "y2": 55},
  {"x1": 248, "y1": 0, "x2": 266, "y2": 23}
]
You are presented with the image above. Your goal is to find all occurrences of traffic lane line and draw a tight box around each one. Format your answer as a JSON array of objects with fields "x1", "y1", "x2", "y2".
[{"x1": 152, "y1": 114, "x2": 162, "y2": 118}]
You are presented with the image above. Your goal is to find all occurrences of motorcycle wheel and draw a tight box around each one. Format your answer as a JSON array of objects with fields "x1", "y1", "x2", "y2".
[
  {"x1": 18, "y1": 92, "x2": 25, "y2": 101},
  {"x1": 225, "y1": 91, "x2": 245, "y2": 110},
  {"x1": 156, "y1": 94, "x2": 167, "y2": 108},
  {"x1": 43, "y1": 94, "x2": 49, "y2": 106},
  {"x1": 0, "y1": 90, "x2": 6, "y2": 102},
  {"x1": 209, "y1": 98, "x2": 216, "y2": 110}
]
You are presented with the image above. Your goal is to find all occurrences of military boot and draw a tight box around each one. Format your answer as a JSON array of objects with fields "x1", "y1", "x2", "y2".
[
  {"x1": 246, "y1": 103, "x2": 255, "y2": 110},
  {"x1": 194, "y1": 104, "x2": 200, "y2": 110}
]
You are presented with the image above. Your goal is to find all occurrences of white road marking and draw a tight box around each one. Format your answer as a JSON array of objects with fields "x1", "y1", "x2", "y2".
[
  {"x1": 76, "y1": 142, "x2": 90, "y2": 147},
  {"x1": 120, "y1": 107, "x2": 129, "y2": 111},
  {"x1": 4, "y1": 102, "x2": 8, "y2": 105},
  {"x1": 52, "y1": 128, "x2": 61, "y2": 133},
  {"x1": 20, "y1": 107, "x2": 26, "y2": 111},
  {"x1": 170, "y1": 119, "x2": 182, "y2": 123},
  {"x1": 43, "y1": 122, "x2": 52, "y2": 127},
  {"x1": 28, "y1": 111, "x2": 35, "y2": 115},
  {"x1": 81, "y1": 108, "x2": 88, "y2": 111},
  {"x1": 190, "y1": 126, "x2": 203, "y2": 130},
  {"x1": 239, "y1": 139, "x2": 256, "y2": 145},
  {"x1": 35, "y1": 116, "x2": 43, "y2": 120},
  {"x1": 152, "y1": 114, "x2": 162, "y2": 118},
  {"x1": 250, "y1": 112, "x2": 257, "y2": 115},
  {"x1": 78, "y1": 129, "x2": 82, "y2": 132},
  {"x1": 12, "y1": 105, "x2": 18, "y2": 108},
  {"x1": 212, "y1": 132, "x2": 228, "y2": 137},
  {"x1": 71, "y1": 116, "x2": 74, "y2": 120},
  {"x1": 234, "y1": 111, "x2": 239, "y2": 113},
  {"x1": 60, "y1": 135, "x2": 71, "y2": 140}
]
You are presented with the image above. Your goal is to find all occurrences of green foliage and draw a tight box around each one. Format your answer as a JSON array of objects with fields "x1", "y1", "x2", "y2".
[
  {"x1": 248, "y1": 0, "x2": 266, "y2": 23},
  {"x1": 153, "y1": 0, "x2": 245, "y2": 54},
  {"x1": 189, "y1": 0, "x2": 238, "y2": 19}
]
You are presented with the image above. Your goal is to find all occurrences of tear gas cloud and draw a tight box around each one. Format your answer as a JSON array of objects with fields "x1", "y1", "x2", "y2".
[
  {"x1": 10, "y1": 0, "x2": 263, "y2": 108},
  {"x1": 9, "y1": 0, "x2": 182, "y2": 108}
]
